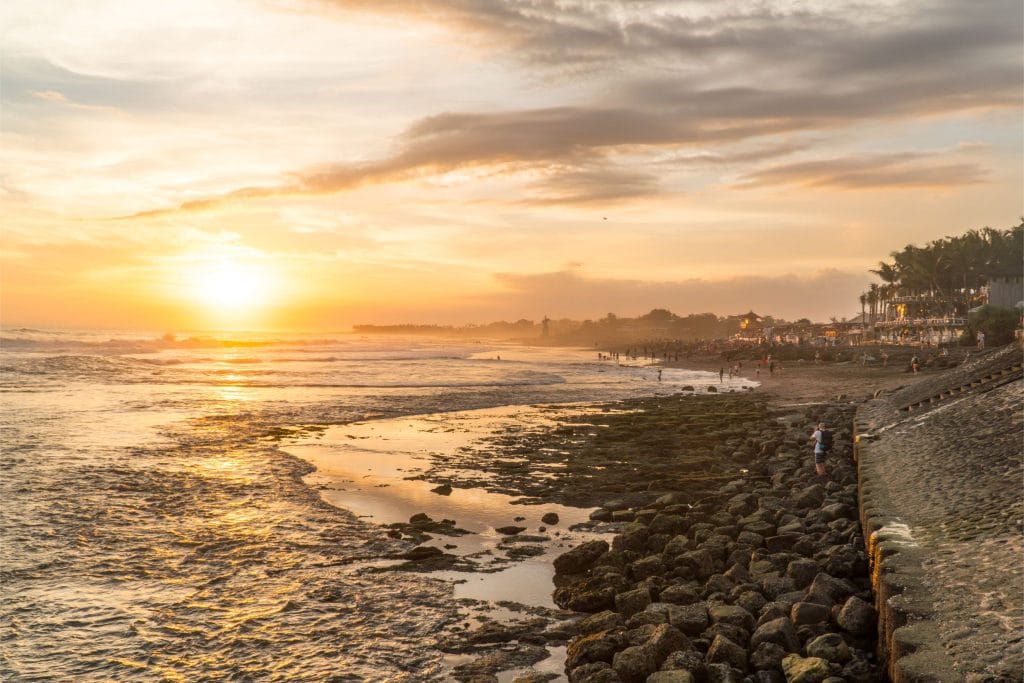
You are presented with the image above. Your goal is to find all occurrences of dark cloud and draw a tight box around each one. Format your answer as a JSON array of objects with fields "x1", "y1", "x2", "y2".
[
  {"x1": 123, "y1": 0, "x2": 1020, "y2": 217},
  {"x1": 736, "y1": 152, "x2": 989, "y2": 189}
]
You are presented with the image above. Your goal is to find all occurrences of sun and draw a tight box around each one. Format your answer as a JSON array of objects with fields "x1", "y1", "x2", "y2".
[{"x1": 190, "y1": 259, "x2": 275, "y2": 314}]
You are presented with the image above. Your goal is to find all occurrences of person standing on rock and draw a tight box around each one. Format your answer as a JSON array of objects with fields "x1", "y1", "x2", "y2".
[{"x1": 810, "y1": 422, "x2": 831, "y2": 478}]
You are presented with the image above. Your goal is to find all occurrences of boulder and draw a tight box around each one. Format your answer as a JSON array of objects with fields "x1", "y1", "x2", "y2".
[
  {"x1": 645, "y1": 623, "x2": 690, "y2": 662},
  {"x1": 750, "y1": 617, "x2": 801, "y2": 653},
  {"x1": 662, "y1": 535, "x2": 693, "y2": 558},
  {"x1": 566, "y1": 629, "x2": 629, "y2": 670},
  {"x1": 630, "y1": 556, "x2": 667, "y2": 581},
  {"x1": 660, "y1": 583, "x2": 701, "y2": 605},
  {"x1": 706, "y1": 634, "x2": 748, "y2": 672},
  {"x1": 790, "y1": 601, "x2": 830, "y2": 626},
  {"x1": 667, "y1": 602, "x2": 709, "y2": 637},
  {"x1": 615, "y1": 587, "x2": 653, "y2": 618},
  {"x1": 836, "y1": 596, "x2": 876, "y2": 636},
  {"x1": 750, "y1": 641, "x2": 787, "y2": 671},
  {"x1": 780, "y1": 654, "x2": 830, "y2": 683},
  {"x1": 660, "y1": 653, "x2": 704, "y2": 683},
  {"x1": 649, "y1": 513, "x2": 688, "y2": 536},
  {"x1": 805, "y1": 633, "x2": 851, "y2": 664},
  {"x1": 675, "y1": 549, "x2": 716, "y2": 580},
  {"x1": 647, "y1": 672, "x2": 695, "y2": 683},
  {"x1": 578, "y1": 610, "x2": 625, "y2": 635},
  {"x1": 496, "y1": 525, "x2": 527, "y2": 535},
  {"x1": 612, "y1": 645, "x2": 658, "y2": 683},
  {"x1": 785, "y1": 559, "x2": 820, "y2": 589},
  {"x1": 791, "y1": 485, "x2": 825, "y2": 509},
  {"x1": 704, "y1": 662, "x2": 744, "y2": 682},
  {"x1": 568, "y1": 662, "x2": 620, "y2": 683},
  {"x1": 541, "y1": 512, "x2": 560, "y2": 525},
  {"x1": 555, "y1": 540, "x2": 610, "y2": 575},
  {"x1": 708, "y1": 604, "x2": 756, "y2": 633},
  {"x1": 614, "y1": 526, "x2": 650, "y2": 553}
]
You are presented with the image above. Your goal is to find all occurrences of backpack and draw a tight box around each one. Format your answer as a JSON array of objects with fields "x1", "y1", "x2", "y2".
[{"x1": 819, "y1": 429, "x2": 834, "y2": 452}]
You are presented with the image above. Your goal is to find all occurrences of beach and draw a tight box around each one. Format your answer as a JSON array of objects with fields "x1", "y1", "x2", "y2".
[{"x1": 4, "y1": 330, "x2": 1017, "y2": 681}]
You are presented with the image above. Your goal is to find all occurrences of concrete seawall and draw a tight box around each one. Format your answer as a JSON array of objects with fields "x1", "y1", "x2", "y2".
[{"x1": 852, "y1": 346, "x2": 1023, "y2": 682}]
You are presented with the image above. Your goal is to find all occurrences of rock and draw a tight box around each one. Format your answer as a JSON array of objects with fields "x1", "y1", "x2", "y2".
[
  {"x1": 805, "y1": 633, "x2": 851, "y2": 664},
  {"x1": 656, "y1": 492, "x2": 689, "y2": 506},
  {"x1": 630, "y1": 556, "x2": 666, "y2": 581},
  {"x1": 496, "y1": 525, "x2": 527, "y2": 535},
  {"x1": 660, "y1": 584, "x2": 700, "y2": 605},
  {"x1": 707, "y1": 385, "x2": 717, "y2": 393},
  {"x1": 555, "y1": 540, "x2": 610, "y2": 575},
  {"x1": 430, "y1": 483, "x2": 453, "y2": 495},
  {"x1": 541, "y1": 512, "x2": 560, "y2": 525},
  {"x1": 614, "y1": 526, "x2": 650, "y2": 553},
  {"x1": 661, "y1": 649, "x2": 706, "y2": 678},
  {"x1": 750, "y1": 641, "x2": 787, "y2": 670},
  {"x1": 612, "y1": 510, "x2": 637, "y2": 523},
  {"x1": 409, "y1": 512, "x2": 432, "y2": 524},
  {"x1": 568, "y1": 662, "x2": 619, "y2": 683},
  {"x1": 615, "y1": 587, "x2": 652, "y2": 618},
  {"x1": 649, "y1": 514, "x2": 688, "y2": 536},
  {"x1": 674, "y1": 549, "x2": 716, "y2": 580},
  {"x1": 590, "y1": 508, "x2": 614, "y2": 522},
  {"x1": 662, "y1": 535, "x2": 693, "y2": 558},
  {"x1": 764, "y1": 534, "x2": 802, "y2": 553},
  {"x1": 566, "y1": 630, "x2": 629, "y2": 670},
  {"x1": 791, "y1": 485, "x2": 825, "y2": 509},
  {"x1": 780, "y1": 654, "x2": 830, "y2": 683},
  {"x1": 668, "y1": 602, "x2": 709, "y2": 637},
  {"x1": 706, "y1": 634, "x2": 748, "y2": 671},
  {"x1": 555, "y1": 580, "x2": 618, "y2": 612},
  {"x1": 612, "y1": 645, "x2": 658, "y2": 682},
  {"x1": 761, "y1": 575, "x2": 796, "y2": 600},
  {"x1": 708, "y1": 604, "x2": 756, "y2": 633},
  {"x1": 578, "y1": 610, "x2": 625, "y2": 635},
  {"x1": 836, "y1": 596, "x2": 876, "y2": 636},
  {"x1": 819, "y1": 502, "x2": 850, "y2": 521},
  {"x1": 785, "y1": 559, "x2": 820, "y2": 589},
  {"x1": 805, "y1": 573, "x2": 854, "y2": 605},
  {"x1": 750, "y1": 617, "x2": 800, "y2": 653},
  {"x1": 645, "y1": 623, "x2": 690, "y2": 662},
  {"x1": 646, "y1": 672, "x2": 695, "y2": 683},
  {"x1": 790, "y1": 601, "x2": 830, "y2": 626},
  {"x1": 401, "y1": 546, "x2": 443, "y2": 560},
  {"x1": 751, "y1": 671, "x2": 786, "y2": 683},
  {"x1": 735, "y1": 590, "x2": 767, "y2": 616},
  {"x1": 704, "y1": 662, "x2": 744, "y2": 682}
]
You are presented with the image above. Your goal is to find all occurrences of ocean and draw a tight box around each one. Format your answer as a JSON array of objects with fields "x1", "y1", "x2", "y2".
[{"x1": 0, "y1": 328, "x2": 744, "y2": 681}]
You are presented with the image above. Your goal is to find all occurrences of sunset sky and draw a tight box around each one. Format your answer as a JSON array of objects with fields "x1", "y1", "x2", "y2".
[{"x1": 2, "y1": 0, "x2": 1021, "y2": 331}]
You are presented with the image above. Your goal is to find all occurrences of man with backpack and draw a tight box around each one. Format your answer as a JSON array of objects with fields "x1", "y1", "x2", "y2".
[{"x1": 810, "y1": 422, "x2": 833, "y2": 478}]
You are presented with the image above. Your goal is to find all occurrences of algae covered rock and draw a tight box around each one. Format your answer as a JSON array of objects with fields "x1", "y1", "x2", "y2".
[
  {"x1": 780, "y1": 654, "x2": 830, "y2": 683},
  {"x1": 555, "y1": 540, "x2": 609, "y2": 575},
  {"x1": 805, "y1": 632, "x2": 851, "y2": 664}
]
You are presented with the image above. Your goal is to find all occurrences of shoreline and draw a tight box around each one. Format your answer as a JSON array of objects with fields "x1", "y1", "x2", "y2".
[{"x1": 279, "y1": 354, "x2": 919, "y2": 680}]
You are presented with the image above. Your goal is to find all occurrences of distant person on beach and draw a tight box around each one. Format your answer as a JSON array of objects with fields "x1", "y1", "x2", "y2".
[
  {"x1": 657, "y1": 369, "x2": 662, "y2": 382},
  {"x1": 910, "y1": 355, "x2": 920, "y2": 373},
  {"x1": 810, "y1": 422, "x2": 830, "y2": 477},
  {"x1": 719, "y1": 367, "x2": 724, "y2": 383},
  {"x1": 976, "y1": 331, "x2": 986, "y2": 349}
]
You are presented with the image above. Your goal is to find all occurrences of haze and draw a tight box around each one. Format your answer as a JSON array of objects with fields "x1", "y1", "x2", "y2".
[{"x1": 2, "y1": 0, "x2": 1021, "y2": 331}]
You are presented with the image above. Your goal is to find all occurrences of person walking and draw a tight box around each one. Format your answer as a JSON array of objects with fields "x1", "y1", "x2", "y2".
[{"x1": 809, "y1": 422, "x2": 831, "y2": 478}]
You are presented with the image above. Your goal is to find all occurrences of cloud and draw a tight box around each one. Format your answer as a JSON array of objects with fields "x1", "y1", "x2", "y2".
[
  {"x1": 119, "y1": 0, "x2": 1020, "y2": 218},
  {"x1": 736, "y1": 152, "x2": 989, "y2": 190}
]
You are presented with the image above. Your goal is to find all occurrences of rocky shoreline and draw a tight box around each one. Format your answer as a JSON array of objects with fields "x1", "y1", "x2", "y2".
[
  {"x1": 551, "y1": 397, "x2": 879, "y2": 682},
  {"x1": 426, "y1": 383, "x2": 895, "y2": 682}
]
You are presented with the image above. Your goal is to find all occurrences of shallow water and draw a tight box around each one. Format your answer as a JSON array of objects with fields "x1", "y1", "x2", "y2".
[{"x1": 0, "y1": 329, "x2": 754, "y2": 680}]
